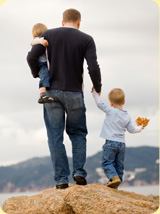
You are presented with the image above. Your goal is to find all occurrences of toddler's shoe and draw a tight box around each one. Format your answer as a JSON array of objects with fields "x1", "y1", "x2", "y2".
[
  {"x1": 111, "y1": 184, "x2": 119, "y2": 190},
  {"x1": 106, "y1": 176, "x2": 121, "y2": 188},
  {"x1": 38, "y1": 95, "x2": 54, "y2": 104}
]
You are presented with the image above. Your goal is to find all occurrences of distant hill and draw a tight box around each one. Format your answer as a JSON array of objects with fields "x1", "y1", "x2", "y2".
[{"x1": 0, "y1": 146, "x2": 159, "y2": 192}]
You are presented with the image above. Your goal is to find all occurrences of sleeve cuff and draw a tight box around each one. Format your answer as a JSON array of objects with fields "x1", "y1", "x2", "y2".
[
  {"x1": 32, "y1": 37, "x2": 44, "y2": 46},
  {"x1": 92, "y1": 91, "x2": 102, "y2": 104},
  {"x1": 132, "y1": 126, "x2": 143, "y2": 133}
]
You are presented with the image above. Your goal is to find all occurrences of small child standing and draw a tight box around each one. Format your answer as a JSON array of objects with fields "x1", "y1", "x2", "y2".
[
  {"x1": 31, "y1": 23, "x2": 54, "y2": 104},
  {"x1": 92, "y1": 88, "x2": 145, "y2": 189}
]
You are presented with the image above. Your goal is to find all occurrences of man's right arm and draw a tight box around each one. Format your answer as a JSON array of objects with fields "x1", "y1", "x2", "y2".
[
  {"x1": 27, "y1": 44, "x2": 46, "y2": 78},
  {"x1": 85, "y1": 36, "x2": 102, "y2": 93}
]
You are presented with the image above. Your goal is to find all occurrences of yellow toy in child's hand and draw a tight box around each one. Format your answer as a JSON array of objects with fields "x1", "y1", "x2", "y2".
[{"x1": 135, "y1": 117, "x2": 150, "y2": 127}]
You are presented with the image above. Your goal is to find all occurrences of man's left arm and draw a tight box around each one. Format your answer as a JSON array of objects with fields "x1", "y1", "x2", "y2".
[{"x1": 27, "y1": 44, "x2": 46, "y2": 78}]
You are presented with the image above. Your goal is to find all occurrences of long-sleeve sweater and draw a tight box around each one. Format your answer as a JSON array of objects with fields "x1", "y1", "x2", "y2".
[
  {"x1": 92, "y1": 91, "x2": 142, "y2": 143},
  {"x1": 27, "y1": 27, "x2": 102, "y2": 93}
]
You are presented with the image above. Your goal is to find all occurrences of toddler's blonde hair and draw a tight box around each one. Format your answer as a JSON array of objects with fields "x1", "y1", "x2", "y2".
[
  {"x1": 32, "y1": 23, "x2": 47, "y2": 38},
  {"x1": 108, "y1": 88, "x2": 125, "y2": 105}
]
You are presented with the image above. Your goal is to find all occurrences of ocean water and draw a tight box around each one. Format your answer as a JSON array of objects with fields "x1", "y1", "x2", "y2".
[
  {"x1": 119, "y1": 185, "x2": 159, "y2": 196},
  {"x1": 0, "y1": 185, "x2": 159, "y2": 208},
  {"x1": 0, "y1": 191, "x2": 41, "y2": 208}
]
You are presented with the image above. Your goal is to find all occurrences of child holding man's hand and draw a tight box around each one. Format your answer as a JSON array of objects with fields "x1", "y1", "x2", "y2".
[{"x1": 92, "y1": 87, "x2": 148, "y2": 189}]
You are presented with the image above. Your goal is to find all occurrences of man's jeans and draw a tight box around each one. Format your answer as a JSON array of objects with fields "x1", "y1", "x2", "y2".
[
  {"x1": 44, "y1": 90, "x2": 88, "y2": 184},
  {"x1": 102, "y1": 140, "x2": 126, "y2": 181}
]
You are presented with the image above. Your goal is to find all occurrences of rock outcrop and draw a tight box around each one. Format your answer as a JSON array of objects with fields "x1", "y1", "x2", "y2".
[{"x1": 2, "y1": 184, "x2": 159, "y2": 214}]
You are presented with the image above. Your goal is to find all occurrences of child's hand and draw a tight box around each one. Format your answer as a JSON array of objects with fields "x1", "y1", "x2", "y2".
[
  {"x1": 43, "y1": 39, "x2": 49, "y2": 47},
  {"x1": 142, "y1": 124, "x2": 145, "y2": 129}
]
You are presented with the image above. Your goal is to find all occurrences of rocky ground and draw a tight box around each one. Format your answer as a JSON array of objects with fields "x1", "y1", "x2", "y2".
[{"x1": 2, "y1": 183, "x2": 159, "y2": 214}]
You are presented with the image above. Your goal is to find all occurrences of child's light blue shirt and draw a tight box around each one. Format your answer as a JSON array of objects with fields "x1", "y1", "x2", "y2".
[{"x1": 92, "y1": 91, "x2": 142, "y2": 143}]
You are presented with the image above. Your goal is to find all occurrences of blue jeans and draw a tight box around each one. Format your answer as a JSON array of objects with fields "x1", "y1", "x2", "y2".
[
  {"x1": 38, "y1": 62, "x2": 50, "y2": 88},
  {"x1": 102, "y1": 140, "x2": 126, "y2": 181},
  {"x1": 44, "y1": 90, "x2": 88, "y2": 184}
]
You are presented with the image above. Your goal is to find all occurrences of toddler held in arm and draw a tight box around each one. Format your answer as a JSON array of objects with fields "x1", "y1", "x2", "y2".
[
  {"x1": 92, "y1": 88, "x2": 149, "y2": 189},
  {"x1": 31, "y1": 23, "x2": 54, "y2": 104}
]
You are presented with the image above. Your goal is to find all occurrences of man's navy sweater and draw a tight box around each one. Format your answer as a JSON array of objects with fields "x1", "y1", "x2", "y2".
[{"x1": 27, "y1": 27, "x2": 102, "y2": 93}]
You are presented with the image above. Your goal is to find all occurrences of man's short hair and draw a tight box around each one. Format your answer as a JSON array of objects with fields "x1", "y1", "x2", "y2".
[
  {"x1": 63, "y1": 9, "x2": 81, "y2": 22},
  {"x1": 108, "y1": 88, "x2": 125, "y2": 105},
  {"x1": 32, "y1": 23, "x2": 48, "y2": 38}
]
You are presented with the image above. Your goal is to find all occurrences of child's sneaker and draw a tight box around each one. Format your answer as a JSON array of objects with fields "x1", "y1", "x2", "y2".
[
  {"x1": 106, "y1": 176, "x2": 121, "y2": 188},
  {"x1": 38, "y1": 95, "x2": 54, "y2": 104},
  {"x1": 111, "y1": 184, "x2": 119, "y2": 190}
]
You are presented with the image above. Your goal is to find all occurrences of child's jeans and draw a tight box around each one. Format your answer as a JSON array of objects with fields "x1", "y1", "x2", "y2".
[
  {"x1": 102, "y1": 140, "x2": 126, "y2": 181},
  {"x1": 38, "y1": 62, "x2": 50, "y2": 88}
]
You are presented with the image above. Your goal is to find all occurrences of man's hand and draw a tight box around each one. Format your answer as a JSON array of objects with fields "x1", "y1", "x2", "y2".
[
  {"x1": 43, "y1": 39, "x2": 49, "y2": 47},
  {"x1": 91, "y1": 87, "x2": 95, "y2": 93},
  {"x1": 91, "y1": 87, "x2": 101, "y2": 96}
]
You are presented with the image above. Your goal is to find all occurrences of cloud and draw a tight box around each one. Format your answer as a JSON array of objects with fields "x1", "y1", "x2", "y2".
[{"x1": 0, "y1": 0, "x2": 159, "y2": 165}]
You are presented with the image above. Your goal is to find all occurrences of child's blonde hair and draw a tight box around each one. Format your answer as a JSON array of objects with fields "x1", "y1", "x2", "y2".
[
  {"x1": 32, "y1": 23, "x2": 48, "y2": 38},
  {"x1": 108, "y1": 88, "x2": 125, "y2": 105}
]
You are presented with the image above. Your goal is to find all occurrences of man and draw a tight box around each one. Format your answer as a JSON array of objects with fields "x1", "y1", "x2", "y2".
[{"x1": 27, "y1": 9, "x2": 102, "y2": 189}]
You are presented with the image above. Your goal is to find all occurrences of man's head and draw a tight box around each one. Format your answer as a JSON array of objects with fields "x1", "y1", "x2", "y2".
[
  {"x1": 32, "y1": 23, "x2": 48, "y2": 38},
  {"x1": 108, "y1": 88, "x2": 125, "y2": 106},
  {"x1": 62, "y1": 9, "x2": 81, "y2": 29}
]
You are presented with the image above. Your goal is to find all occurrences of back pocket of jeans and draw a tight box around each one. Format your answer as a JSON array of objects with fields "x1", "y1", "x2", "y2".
[{"x1": 69, "y1": 93, "x2": 84, "y2": 110}]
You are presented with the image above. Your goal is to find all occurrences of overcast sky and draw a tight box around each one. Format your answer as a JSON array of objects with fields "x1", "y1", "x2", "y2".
[{"x1": 0, "y1": 0, "x2": 159, "y2": 166}]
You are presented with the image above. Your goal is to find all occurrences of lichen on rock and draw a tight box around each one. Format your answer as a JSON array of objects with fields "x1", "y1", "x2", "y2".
[{"x1": 2, "y1": 183, "x2": 159, "y2": 214}]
